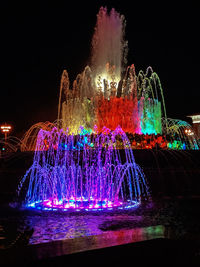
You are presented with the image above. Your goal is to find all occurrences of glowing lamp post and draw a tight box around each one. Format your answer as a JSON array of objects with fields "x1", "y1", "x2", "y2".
[
  {"x1": 0, "y1": 124, "x2": 12, "y2": 148},
  {"x1": 185, "y1": 129, "x2": 194, "y2": 136}
]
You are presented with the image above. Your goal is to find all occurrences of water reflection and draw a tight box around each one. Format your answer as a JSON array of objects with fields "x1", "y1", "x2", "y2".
[
  {"x1": 1, "y1": 198, "x2": 198, "y2": 247},
  {"x1": 28, "y1": 214, "x2": 144, "y2": 244}
]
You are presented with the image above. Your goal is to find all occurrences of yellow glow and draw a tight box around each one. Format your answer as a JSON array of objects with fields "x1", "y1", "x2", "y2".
[
  {"x1": 1, "y1": 126, "x2": 11, "y2": 129},
  {"x1": 185, "y1": 129, "x2": 194, "y2": 136},
  {"x1": 95, "y1": 73, "x2": 120, "y2": 92},
  {"x1": 1, "y1": 125, "x2": 12, "y2": 133}
]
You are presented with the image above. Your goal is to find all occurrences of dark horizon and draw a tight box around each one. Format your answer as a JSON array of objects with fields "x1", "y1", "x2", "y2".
[{"x1": 1, "y1": 2, "x2": 199, "y2": 137}]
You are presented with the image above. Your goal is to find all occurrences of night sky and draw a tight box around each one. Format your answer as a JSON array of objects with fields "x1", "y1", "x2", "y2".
[{"x1": 1, "y1": 1, "x2": 199, "y2": 137}]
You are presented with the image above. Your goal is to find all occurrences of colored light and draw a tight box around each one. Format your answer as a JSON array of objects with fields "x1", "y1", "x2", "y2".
[
  {"x1": 26, "y1": 198, "x2": 140, "y2": 212},
  {"x1": 18, "y1": 126, "x2": 150, "y2": 212}
]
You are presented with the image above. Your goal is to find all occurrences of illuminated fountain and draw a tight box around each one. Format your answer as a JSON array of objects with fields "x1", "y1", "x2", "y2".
[
  {"x1": 163, "y1": 118, "x2": 199, "y2": 150},
  {"x1": 58, "y1": 7, "x2": 165, "y2": 137},
  {"x1": 55, "y1": 7, "x2": 199, "y2": 150},
  {"x1": 16, "y1": 6, "x2": 199, "y2": 213},
  {"x1": 18, "y1": 126, "x2": 149, "y2": 211},
  {"x1": 0, "y1": 6, "x2": 195, "y2": 155},
  {"x1": 57, "y1": 7, "x2": 134, "y2": 134}
]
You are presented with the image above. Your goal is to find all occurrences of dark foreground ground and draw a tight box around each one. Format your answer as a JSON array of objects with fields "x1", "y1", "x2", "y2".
[{"x1": 39, "y1": 238, "x2": 199, "y2": 266}]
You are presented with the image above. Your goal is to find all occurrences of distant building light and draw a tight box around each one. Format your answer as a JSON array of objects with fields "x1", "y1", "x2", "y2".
[{"x1": 187, "y1": 115, "x2": 200, "y2": 124}]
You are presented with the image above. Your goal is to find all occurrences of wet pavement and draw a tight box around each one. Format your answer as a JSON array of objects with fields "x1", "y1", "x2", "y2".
[{"x1": 0, "y1": 197, "x2": 200, "y2": 265}]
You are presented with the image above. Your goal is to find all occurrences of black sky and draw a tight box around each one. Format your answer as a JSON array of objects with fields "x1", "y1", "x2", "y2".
[{"x1": 0, "y1": 1, "x2": 199, "y2": 137}]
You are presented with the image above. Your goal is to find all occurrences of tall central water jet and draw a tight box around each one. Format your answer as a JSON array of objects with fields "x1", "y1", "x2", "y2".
[{"x1": 91, "y1": 7, "x2": 128, "y2": 90}]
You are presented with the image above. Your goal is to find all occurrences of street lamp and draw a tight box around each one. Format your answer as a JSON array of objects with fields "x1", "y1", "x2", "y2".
[{"x1": 0, "y1": 124, "x2": 12, "y2": 148}]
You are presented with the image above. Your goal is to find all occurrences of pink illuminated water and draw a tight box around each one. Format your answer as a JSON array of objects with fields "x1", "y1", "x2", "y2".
[{"x1": 18, "y1": 126, "x2": 149, "y2": 211}]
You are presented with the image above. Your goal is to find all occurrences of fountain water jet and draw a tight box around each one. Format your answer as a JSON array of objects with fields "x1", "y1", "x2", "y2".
[
  {"x1": 91, "y1": 6, "x2": 128, "y2": 89},
  {"x1": 18, "y1": 126, "x2": 149, "y2": 211},
  {"x1": 58, "y1": 8, "x2": 164, "y2": 136},
  {"x1": 18, "y1": 7, "x2": 199, "y2": 152}
]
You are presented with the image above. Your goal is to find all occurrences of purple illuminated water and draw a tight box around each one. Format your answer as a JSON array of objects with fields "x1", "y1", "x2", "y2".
[{"x1": 18, "y1": 126, "x2": 149, "y2": 211}]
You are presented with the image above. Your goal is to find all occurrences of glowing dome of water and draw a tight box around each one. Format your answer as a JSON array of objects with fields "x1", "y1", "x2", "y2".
[{"x1": 18, "y1": 126, "x2": 149, "y2": 211}]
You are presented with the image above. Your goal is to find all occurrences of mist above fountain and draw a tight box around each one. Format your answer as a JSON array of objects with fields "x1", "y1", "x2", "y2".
[{"x1": 91, "y1": 7, "x2": 128, "y2": 88}]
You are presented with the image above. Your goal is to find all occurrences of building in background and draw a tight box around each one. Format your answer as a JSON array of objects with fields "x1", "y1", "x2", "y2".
[{"x1": 187, "y1": 114, "x2": 200, "y2": 138}]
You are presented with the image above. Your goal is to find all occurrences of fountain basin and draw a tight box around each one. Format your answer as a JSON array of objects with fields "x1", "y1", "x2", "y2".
[{"x1": 26, "y1": 198, "x2": 140, "y2": 212}]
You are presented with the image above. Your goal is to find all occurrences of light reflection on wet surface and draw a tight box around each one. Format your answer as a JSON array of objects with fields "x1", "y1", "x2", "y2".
[
  {"x1": 29, "y1": 214, "x2": 143, "y2": 244},
  {"x1": 1, "y1": 198, "x2": 200, "y2": 246}
]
